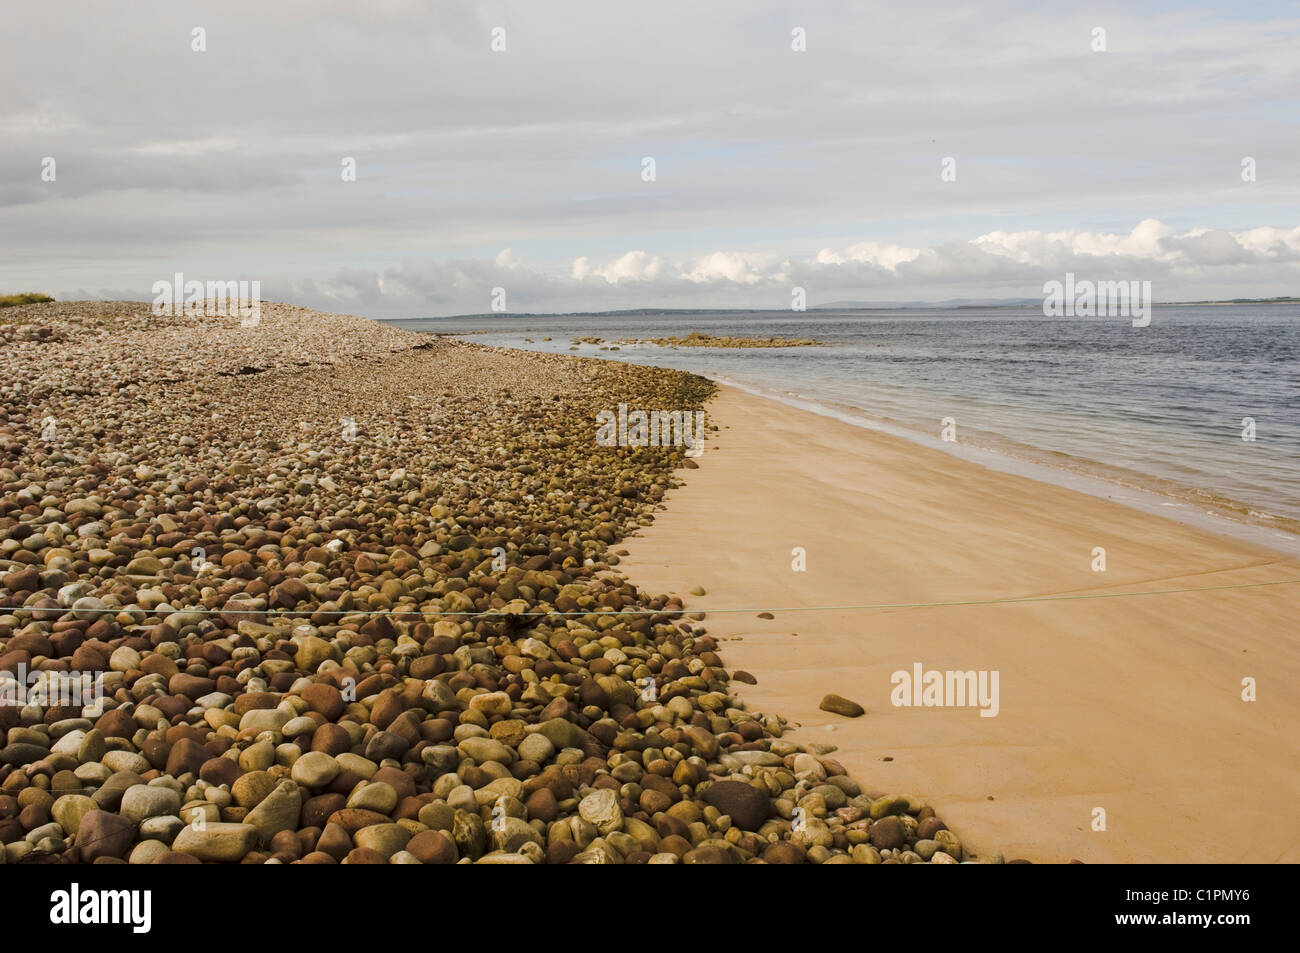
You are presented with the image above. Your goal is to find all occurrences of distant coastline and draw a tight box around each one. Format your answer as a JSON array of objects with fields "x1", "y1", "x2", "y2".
[{"x1": 389, "y1": 296, "x2": 1299, "y2": 321}]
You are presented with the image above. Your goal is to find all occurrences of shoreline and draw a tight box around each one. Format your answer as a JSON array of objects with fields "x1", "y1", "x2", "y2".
[
  {"x1": 431, "y1": 318, "x2": 1300, "y2": 553},
  {"x1": 620, "y1": 382, "x2": 1300, "y2": 863},
  {"x1": 703, "y1": 373, "x2": 1300, "y2": 559}
]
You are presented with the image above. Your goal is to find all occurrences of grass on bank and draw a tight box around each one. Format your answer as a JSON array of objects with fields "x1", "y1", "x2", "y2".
[{"x1": 0, "y1": 293, "x2": 55, "y2": 308}]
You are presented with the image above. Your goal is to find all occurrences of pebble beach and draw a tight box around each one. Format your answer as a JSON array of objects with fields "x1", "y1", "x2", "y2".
[{"x1": 0, "y1": 300, "x2": 986, "y2": 865}]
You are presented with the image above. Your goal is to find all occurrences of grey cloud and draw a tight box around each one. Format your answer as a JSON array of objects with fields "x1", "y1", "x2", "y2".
[{"x1": 2, "y1": 1, "x2": 1298, "y2": 311}]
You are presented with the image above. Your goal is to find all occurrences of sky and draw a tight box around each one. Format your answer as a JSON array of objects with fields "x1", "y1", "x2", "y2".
[{"x1": 2, "y1": 0, "x2": 1298, "y2": 316}]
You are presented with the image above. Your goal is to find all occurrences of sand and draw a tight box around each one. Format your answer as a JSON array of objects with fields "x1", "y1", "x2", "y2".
[{"x1": 620, "y1": 384, "x2": 1300, "y2": 863}]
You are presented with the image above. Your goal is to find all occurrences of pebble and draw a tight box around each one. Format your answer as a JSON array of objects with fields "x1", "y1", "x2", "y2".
[
  {"x1": 346, "y1": 782, "x2": 398, "y2": 815},
  {"x1": 512, "y1": 733, "x2": 553, "y2": 764},
  {"x1": 129, "y1": 839, "x2": 171, "y2": 865},
  {"x1": 291, "y1": 752, "x2": 340, "y2": 788},
  {"x1": 76, "y1": 809, "x2": 136, "y2": 861},
  {"x1": 119, "y1": 785, "x2": 181, "y2": 823},
  {"x1": 139, "y1": 815, "x2": 185, "y2": 842},
  {"x1": 353, "y1": 823, "x2": 410, "y2": 859},
  {"x1": 819, "y1": 694, "x2": 866, "y2": 718},
  {"x1": 101, "y1": 751, "x2": 151, "y2": 775},
  {"x1": 239, "y1": 708, "x2": 290, "y2": 735},
  {"x1": 869, "y1": 816, "x2": 908, "y2": 850},
  {"x1": 171, "y1": 822, "x2": 258, "y2": 862},
  {"x1": 243, "y1": 779, "x2": 302, "y2": 842},
  {"x1": 51, "y1": 794, "x2": 96, "y2": 837},
  {"x1": 702, "y1": 780, "x2": 771, "y2": 832},
  {"x1": 0, "y1": 300, "x2": 991, "y2": 868},
  {"x1": 406, "y1": 829, "x2": 458, "y2": 864},
  {"x1": 457, "y1": 737, "x2": 514, "y2": 766},
  {"x1": 578, "y1": 790, "x2": 623, "y2": 835}
]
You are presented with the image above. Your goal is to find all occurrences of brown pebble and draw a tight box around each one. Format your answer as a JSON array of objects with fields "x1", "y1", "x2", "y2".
[
  {"x1": 525, "y1": 788, "x2": 559, "y2": 824},
  {"x1": 917, "y1": 816, "x2": 947, "y2": 839},
  {"x1": 818, "y1": 693, "x2": 866, "y2": 718},
  {"x1": 547, "y1": 841, "x2": 580, "y2": 865},
  {"x1": 298, "y1": 851, "x2": 337, "y2": 864},
  {"x1": 763, "y1": 841, "x2": 807, "y2": 864},
  {"x1": 152, "y1": 851, "x2": 202, "y2": 864},
  {"x1": 684, "y1": 845, "x2": 734, "y2": 864},
  {"x1": 406, "y1": 830, "x2": 457, "y2": 864},
  {"x1": 868, "y1": 815, "x2": 907, "y2": 850}
]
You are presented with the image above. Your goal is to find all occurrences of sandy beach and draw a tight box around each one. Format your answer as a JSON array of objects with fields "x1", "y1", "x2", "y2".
[
  {"x1": 2, "y1": 300, "x2": 1294, "y2": 866},
  {"x1": 8, "y1": 3, "x2": 1298, "y2": 932},
  {"x1": 622, "y1": 384, "x2": 1300, "y2": 864}
]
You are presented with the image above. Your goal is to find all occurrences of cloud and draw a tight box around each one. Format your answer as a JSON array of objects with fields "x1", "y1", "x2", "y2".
[
  {"x1": 168, "y1": 219, "x2": 1294, "y2": 316},
  {"x1": 681, "y1": 252, "x2": 768, "y2": 285},
  {"x1": 2, "y1": 1, "x2": 1298, "y2": 312},
  {"x1": 573, "y1": 251, "x2": 666, "y2": 283},
  {"x1": 816, "y1": 242, "x2": 924, "y2": 271}
]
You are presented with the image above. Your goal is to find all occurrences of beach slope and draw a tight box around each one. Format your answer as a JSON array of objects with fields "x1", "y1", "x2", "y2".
[{"x1": 621, "y1": 385, "x2": 1300, "y2": 863}]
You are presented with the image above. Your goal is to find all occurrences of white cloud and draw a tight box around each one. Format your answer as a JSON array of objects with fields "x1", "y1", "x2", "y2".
[
  {"x1": 1234, "y1": 226, "x2": 1300, "y2": 257},
  {"x1": 968, "y1": 220, "x2": 1300, "y2": 271},
  {"x1": 572, "y1": 250, "x2": 666, "y2": 283},
  {"x1": 818, "y1": 242, "x2": 924, "y2": 271},
  {"x1": 494, "y1": 248, "x2": 522, "y2": 269},
  {"x1": 973, "y1": 220, "x2": 1178, "y2": 264},
  {"x1": 198, "y1": 218, "x2": 1296, "y2": 316},
  {"x1": 681, "y1": 251, "x2": 767, "y2": 285}
]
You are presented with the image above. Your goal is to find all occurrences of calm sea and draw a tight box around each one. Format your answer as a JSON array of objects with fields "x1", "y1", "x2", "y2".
[{"x1": 384, "y1": 305, "x2": 1300, "y2": 549}]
